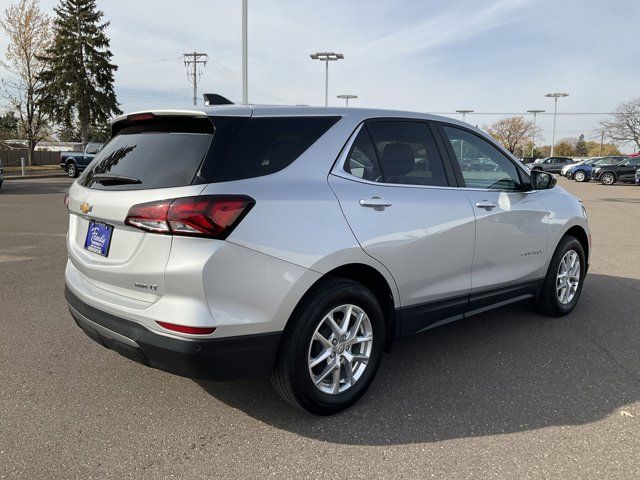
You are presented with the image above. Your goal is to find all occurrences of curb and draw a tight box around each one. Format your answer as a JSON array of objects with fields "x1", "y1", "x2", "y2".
[{"x1": 4, "y1": 173, "x2": 69, "y2": 180}]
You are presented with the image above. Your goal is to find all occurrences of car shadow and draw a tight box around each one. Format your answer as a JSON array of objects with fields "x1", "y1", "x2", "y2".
[{"x1": 197, "y1": 273, "x2": 640, "y2": 446}]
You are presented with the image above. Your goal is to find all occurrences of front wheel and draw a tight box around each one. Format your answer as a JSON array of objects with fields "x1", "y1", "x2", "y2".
[
  {"x1": 536, "y1": 236, "x2": 586, "y2": 316},
  {"x1": 574, "y1": 170, "x2": 586, "y2": 182},
  {"x1": 66, "y1": 162, "x2": 78, "y2": 178},
  {"x1": 271, "y1": 278, "x2": 385, "y2": 415},
  {"x1": 600, "y1": 172, "x2": 615, "y2": 185}
]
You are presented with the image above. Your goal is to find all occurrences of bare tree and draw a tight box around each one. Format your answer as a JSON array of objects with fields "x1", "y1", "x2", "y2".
[
  {"x1": 484, "y1": 116, "x2": 541, "y2": 156},
  {"x1": 600, "y1": 98, "x2": 640, "y2": 151},
  {"x1": 0, "y1": 0, "x2": 52, "y2": 165}
]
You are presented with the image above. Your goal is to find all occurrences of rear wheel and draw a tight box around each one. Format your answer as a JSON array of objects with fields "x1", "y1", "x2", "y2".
[
  {"x1": 271, "y1": 278, "x2": 385, "y2": 415},
  {"x1": 66, "y1": 162, "x2": 78, "y2": 178},
  {"x1": 574, "y1": 170, "x2": 586, "y2": 182},
  {"x1": 536, "y1": 236, "x2": 586, "y2": 316},
  {"x1": 600, "y1": 172, "x2": 615, "y2": 185}
]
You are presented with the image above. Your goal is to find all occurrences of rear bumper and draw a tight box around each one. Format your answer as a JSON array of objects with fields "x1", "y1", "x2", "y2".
[{"x1": 65, "y1": 286, "x2": 281, "y2": 380}]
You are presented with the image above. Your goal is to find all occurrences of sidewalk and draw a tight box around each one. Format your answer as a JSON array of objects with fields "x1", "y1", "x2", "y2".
[{"x1": 3, "y1": 166, "x2": 68, "y2": 180}]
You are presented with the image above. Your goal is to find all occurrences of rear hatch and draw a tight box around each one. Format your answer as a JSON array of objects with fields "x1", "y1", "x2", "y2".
[{"x1": 66, "y1": 111, "x2": 249, "y2": 304}]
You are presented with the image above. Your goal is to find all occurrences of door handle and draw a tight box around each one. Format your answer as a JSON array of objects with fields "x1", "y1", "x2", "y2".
[
  {"x1": 359, "y1": 197, "x2": 392, "y2": 208},
  {"x1": 475, "y1": 200, "x2": 497, "y2": 210}
]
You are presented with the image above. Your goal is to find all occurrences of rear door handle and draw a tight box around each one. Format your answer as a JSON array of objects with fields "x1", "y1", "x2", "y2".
[
  {"x1": 359, "y1": 197, "x2": 392, "y2": 208},
  {"x1": 475, "y1": 200, "x2": 497, "y2": 210}
]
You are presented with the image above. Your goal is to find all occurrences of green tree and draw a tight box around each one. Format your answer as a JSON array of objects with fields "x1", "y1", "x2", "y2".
[
  {"x1": 0, "y1": 111, "x2": 19, "y2": 140},
  {"x1": 37, "y1": 0, "x2": 120, "y2": 147},
  {"x1": 575, "y1": 134, "x2": 588, "y2": 156}
]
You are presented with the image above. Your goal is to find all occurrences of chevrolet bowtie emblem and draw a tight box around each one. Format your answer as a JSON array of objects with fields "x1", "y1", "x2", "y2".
[{"x1": 80, "y1": 202, "x2": 93, "y2": 214}]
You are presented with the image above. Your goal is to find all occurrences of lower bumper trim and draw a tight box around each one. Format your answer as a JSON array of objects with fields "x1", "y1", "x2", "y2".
[{"x1": 65, "y1": 286, "x2": 282, "y2": 381}]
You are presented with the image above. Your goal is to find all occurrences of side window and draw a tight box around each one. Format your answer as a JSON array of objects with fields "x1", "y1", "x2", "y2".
[
  {"x1": 344, "y1": 128, "x2": 382, "y2": 182},
  {"x1": 366, "y1": 121, "x2": 448, "y2": 187},
  {"x1": 628, "y1": 158, "x2": 640, "y2": 166},
  {"x1": 442, "y1": 125, "x2": 522, "y2": 190}
]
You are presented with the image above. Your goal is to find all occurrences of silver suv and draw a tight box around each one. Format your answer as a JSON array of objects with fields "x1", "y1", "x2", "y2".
[{"x1": 64, "y1": 105, "x2": 590, "y2": 415}]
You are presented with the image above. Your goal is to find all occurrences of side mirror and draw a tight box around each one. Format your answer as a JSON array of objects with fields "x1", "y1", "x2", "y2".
[{"x1": 531, "y1": 169, "x2": 557, "y2": 190}]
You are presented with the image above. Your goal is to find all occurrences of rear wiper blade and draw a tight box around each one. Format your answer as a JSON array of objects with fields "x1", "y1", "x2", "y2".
[{"x1": 91, "y1": 173, "x2": 142, "y2": 185}]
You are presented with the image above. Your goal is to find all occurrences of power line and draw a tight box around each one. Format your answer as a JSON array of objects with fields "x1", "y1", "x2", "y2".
[
  {"x1": 429, "y1": 111, "x2": 624, "y2": 116},
  {"x1": 183, "y1": 52, "x2": 208, "y2": 106}
]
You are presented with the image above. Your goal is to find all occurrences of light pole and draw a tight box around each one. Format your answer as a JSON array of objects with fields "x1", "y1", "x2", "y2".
[
  {"x1": 242, "y1": 0, "x2": 248, "y2": 104},
  {"x1": 337, "y1": 94, "x2": 357, "y2": 107},
  {"x1": 456, "y1": 109, "x2": 474, "y2": 122},
  {"x1": 527, "y1": 109, "x2": 545, "y2": 158},
  {"x1": 545, "y1": 93, "x2": 569, "y2": 156},
  {"x1": 310, "y1": 52, "x2": 344, "y2": 106},
  {"x1": 455, "y1": 110, "x2": 473, "y2": 158}
]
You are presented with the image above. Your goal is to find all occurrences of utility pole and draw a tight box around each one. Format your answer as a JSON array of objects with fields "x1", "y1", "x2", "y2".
[
  {"x1": 527, "y1": 109, "x2": 545, "y2": 158},
  {"x1": 183, "y1": 52, "x2": 208, "y2": 105},
  {"x1": 242, "y1": 0, "x2": 248, "y2": 104}
]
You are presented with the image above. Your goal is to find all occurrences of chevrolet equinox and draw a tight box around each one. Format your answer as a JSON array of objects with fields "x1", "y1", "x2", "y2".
[{"x1": 64, "y1": 104, "x2": 590, "y2": 415}]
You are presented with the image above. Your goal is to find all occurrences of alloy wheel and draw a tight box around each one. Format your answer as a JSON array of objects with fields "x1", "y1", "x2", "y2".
[
  {"x1": 307, "y1": 304, "x2": 373, "y2": 395},
  {"x1": 67, "y1": 164, "x2": 76, "y2": 177},
  {"x1": 602, "y1": 173, "x2": 615, "y2": 185},
  {"x1": 556, "y1": 250, "x2": 580, "y2": 305},
  {"x1": 575, "y1": 171, "x2": 585, "y2": 182}
]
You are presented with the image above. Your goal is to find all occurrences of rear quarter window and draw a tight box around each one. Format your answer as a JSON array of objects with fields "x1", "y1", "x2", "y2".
[{"x1": 203, "y1": 116, "x2": 340, "y2": 182}]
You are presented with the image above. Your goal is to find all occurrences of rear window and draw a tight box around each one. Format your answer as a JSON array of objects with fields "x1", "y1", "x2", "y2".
[
  {"x1": 80, "y1": 115, "x2": 339, "y2": 190},
  {"x1": 79, "y1": 117, "x2": 215, "y2": 191}
]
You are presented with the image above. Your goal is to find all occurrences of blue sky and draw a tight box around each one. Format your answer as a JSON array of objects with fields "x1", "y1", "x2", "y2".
[{"x1": 1, "y1": 0, "x2": 639, "y2": 149}]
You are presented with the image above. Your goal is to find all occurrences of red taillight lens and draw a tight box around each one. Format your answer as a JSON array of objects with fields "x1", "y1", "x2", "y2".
[
  {"x1": 124, "y1": 195, "x2": 254, "y2": 239},
  {"x1": 156, "y1": 321, "x2": 216, "y2": 335},
  {"x1": 124, "y1": 200, "x2": 172, "y2": 233}
]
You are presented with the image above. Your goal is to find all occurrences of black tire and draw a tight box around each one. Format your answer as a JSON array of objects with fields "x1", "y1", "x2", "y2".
[
  {"x1": 536, "y1": 235, "x2": 586, "y2": 317},
  {"x1": 271, "y1": 278, "x2": 385, "y2": 415},
  {"x1": 600, "y1": 171, "x2": 615, "y2": 185},
  {"x1": 574, "y1": 170, "x2": 587, "y2": 182},
  {"x1": 66, "y1": 162, "x2": 78, "y2": 178}
]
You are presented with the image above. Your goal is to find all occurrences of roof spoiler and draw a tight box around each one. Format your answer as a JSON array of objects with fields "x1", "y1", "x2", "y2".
[{"x1": 203, "y1": 93, "x2": 234, "y2": 106}]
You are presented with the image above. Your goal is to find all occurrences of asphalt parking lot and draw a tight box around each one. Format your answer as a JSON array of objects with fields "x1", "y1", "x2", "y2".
[{"x1": 1, "y1": 177, "x2": 639, "y2": 479}]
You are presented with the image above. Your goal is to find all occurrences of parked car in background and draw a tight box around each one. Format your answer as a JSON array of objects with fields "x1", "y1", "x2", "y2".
[
  {"x1": 566, "y1": 157, "x2": 624, "y2": 182},
  {"x1": 64, "y1": 104, "x2": 590, "y2": 414},
  {"x1": 529, "y1": 156, "x2": 574, "y2": 173},
  {"x1": 593, "y1": 157, "x2": 640, "y2": 185},
  {"x1": 636, "y1": 167, "x2": 640, "y2": 185},
  {"x1": 59, "y1": 142, "x2": 103, "y2": 178},
  {"x1": 561, "y1": 158, "x2": 597, "y2": 177}
]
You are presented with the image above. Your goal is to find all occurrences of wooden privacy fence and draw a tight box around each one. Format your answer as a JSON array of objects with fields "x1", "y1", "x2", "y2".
[{"x1": 0, "y1": 150, "x2": 62, "y2": 167}]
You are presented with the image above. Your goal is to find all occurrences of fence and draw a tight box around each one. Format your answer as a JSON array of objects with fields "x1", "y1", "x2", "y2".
[{"x1": 0, "y1": 150, "x2": 62, "y2": 167}]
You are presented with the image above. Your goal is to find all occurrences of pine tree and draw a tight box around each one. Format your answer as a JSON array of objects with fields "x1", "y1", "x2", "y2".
[
  {"x1": 37, "y1": 0, "x2": 120, "y2": 147},
  {"x1": 575, "y1": 134, "x2": 588, "y2": 156}
]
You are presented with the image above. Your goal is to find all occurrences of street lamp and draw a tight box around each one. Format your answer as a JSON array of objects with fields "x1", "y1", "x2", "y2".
[
  {"x1": 455, "y1": 110, "x2": 473, "y2": 158},
  {"x1": 337, "y1": 94, "x2": 357, "y2": 107},
  {"x1": 545, "y1": 93, "x2": 569, "y2": 156},
  {"x1": 456, "y1": 109, "x2": 474, "y2": 122},
  {"x1": 526, "y1": 109, "x2": 545, "y2": 158},
  {"x1": 310, "y1": 52, "x2": 344, "y2": 107}
]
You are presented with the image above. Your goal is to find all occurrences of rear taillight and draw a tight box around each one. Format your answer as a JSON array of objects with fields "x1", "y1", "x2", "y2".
[{"x1": 125, "y1": 195, "x2": 254, "y2": 239}]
